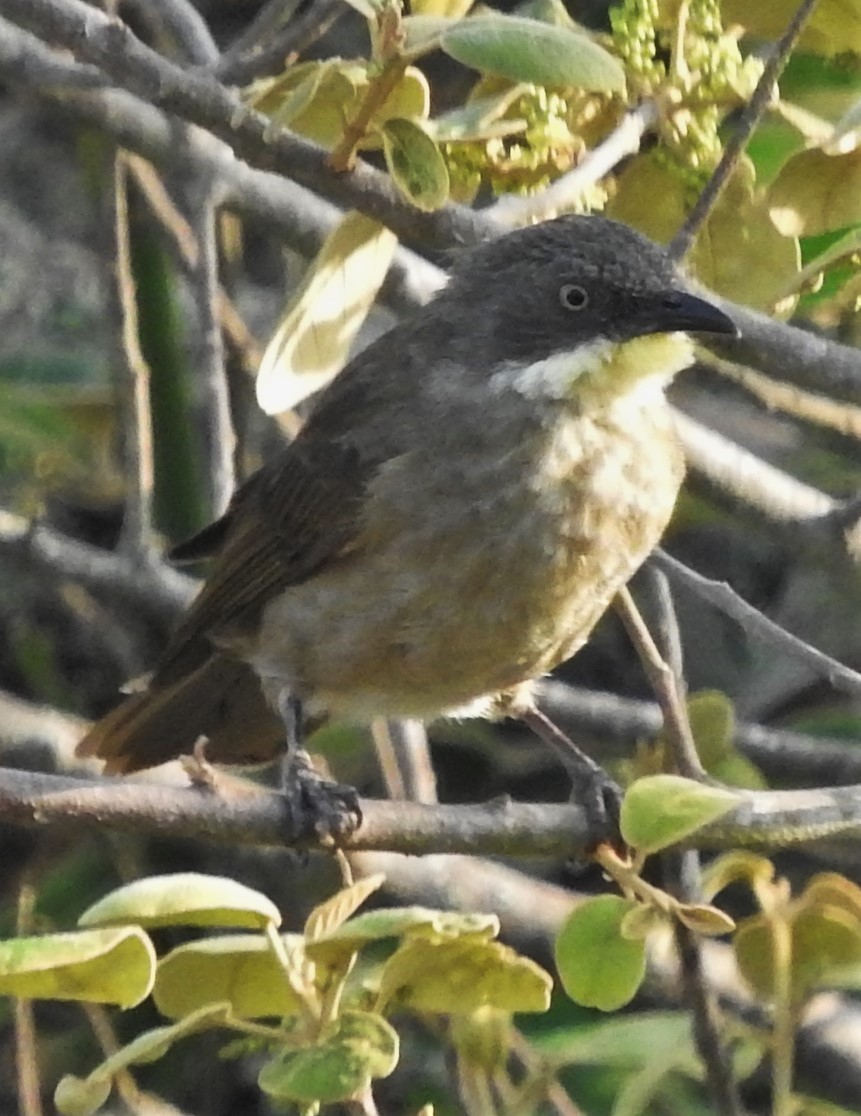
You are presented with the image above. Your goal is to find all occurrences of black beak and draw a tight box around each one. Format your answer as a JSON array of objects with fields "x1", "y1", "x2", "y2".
[{"x1": 653, "y1": 290, "x2": 739, "y2": 337}]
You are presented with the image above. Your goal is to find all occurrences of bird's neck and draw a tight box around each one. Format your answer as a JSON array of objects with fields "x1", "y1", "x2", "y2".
[{"x1": 491, "y1": 332, "x2": 695, "y2": 412}]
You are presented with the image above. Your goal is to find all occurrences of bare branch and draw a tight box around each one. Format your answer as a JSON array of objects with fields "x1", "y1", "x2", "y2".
[
  {"x1": 3, "y1": 764, "x2": 861, "y2": 856},
  {"x1": 0, "y1": 506, "x2": 194, "y2": 621},
  {"x1": 216, "y1": 0, "x2": 345, "y2": 86},
  {"x1": 113, "y1": 154, "x2": 157, "y2": 554},
  {"x1": 614, "y1": 581, "x2": 704, "y2": 780},
  {"x1": 125, "y1": 0, "x2": 219, "y2": 66},
  {"x1": 537, "y1": 680, "x2": 861, "y2": 788},
  {"x1": 1, "y1": 0, "x2": 485, "y2": 250},
  {"x1": 4, "y1": 4, "x2": 861, "y2": 412}
]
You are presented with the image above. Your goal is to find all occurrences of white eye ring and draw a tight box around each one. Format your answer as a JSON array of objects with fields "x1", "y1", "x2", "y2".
[{"x1": 560, "y1": 283, "x2": 589, "y2": 311}]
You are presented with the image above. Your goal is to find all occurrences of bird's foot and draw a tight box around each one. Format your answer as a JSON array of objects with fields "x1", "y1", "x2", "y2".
[
  {"x1": 282, "y1": 751, "x2": 362, "y2": 845},
  {"x1": 568, "y1": 765, "x2": 623, "y2": 851}
]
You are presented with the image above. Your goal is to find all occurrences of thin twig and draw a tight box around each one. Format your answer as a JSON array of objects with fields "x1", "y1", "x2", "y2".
[
  {"x1": 113, "y1": 154, "x2": 157, "y2": 556},
  {"x1": 217, "y1": 0, "x2": 345, "y2": 86},
  {"x1": 664, "y1": 852, "x2": 746, "y2": 1116},
  {"x1": 14, "y1": 877, "x2": 43, "y2": 1116},
  {"x1": 653, "y1": 549, "x2": 861, "y2": 700},
  {"x1": 613, "y1": 585, "x2": 704, "y2": 780},
  {"x1": 371, "y1": 719, "x2": 438, "y2": 804},
  {"x1": 125, "y1": 0, "x2": 219, "y2": 66},
  {"x1": 669, "y1": 0, "x2": 819, "y2": 260}
]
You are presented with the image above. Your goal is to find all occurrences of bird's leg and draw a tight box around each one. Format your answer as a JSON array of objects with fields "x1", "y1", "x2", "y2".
[
  {"x1": 277, "y1": 690, "x2": 362, "y2": 842},
  {"x1": 519, "y1": 704, "x2": 622, "y2": 846}
]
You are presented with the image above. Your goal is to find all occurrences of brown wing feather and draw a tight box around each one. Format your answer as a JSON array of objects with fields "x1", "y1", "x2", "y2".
[{"x1": 154, "y1": 438, "x2": 371, "y2": 687}]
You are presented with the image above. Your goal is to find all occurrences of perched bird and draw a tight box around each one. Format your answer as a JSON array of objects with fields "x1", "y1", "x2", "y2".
[{"x1": 79, "y1": 215, "x2": 737, "y2": 832}]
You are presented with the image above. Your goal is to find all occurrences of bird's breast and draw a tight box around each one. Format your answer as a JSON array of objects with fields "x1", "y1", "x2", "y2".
[{"x1": 252, "y1": 395, "x2": 684, "y2": 720}]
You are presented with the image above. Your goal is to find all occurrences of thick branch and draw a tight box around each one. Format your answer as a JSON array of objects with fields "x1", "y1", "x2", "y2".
[{"x1": 3, "y1": 766, "x2": 861, "y2": 853}]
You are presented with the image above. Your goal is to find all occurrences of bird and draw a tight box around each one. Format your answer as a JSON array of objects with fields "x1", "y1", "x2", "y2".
[{"x1": 78, "y1": 214, "x2": 737, "y2": 836}]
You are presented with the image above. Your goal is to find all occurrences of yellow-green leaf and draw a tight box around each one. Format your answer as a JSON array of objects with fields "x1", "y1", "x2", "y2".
[
  {"x1": 770, "y1": 148, "x2": 861, "y2": 236},
  {"x1": 56, "y1": 1004, "x2": 231, "y2": 1116},
  {"x1": 258, "y1": 1010, "x2": 398, "y2": 1102},
  {"x1": 154, "y1": 934, "x2": 308, "y2": 1019},
  {"x1": 256, "y1": 212, "x2": 398, "y2": 414},
  {"x1": 619, "y1": 902, "x2": 667, "y2": 941},
  {"x1": 411, "y1": 0, "x2": 474, "y2": 18},
  {"x1": 722, "y1": 0, "x2": 861, "y2": 57},
  {"x1": 377, "y1": 936, "x2": 551, "y2": 1014},
  {"x1": 555, "y1": 896, "x2": 646, "y2": 1011},
  {"x1": 55, "y1": 1075, "x2": 112, "y2": 1116},
  {"x1": 700, "y1": 851, "x2": 776, "y2": 902},
  {"x1": 380, "y1": 118, "x2": 451, "y2": 210},
  {"x1": 675, "y1": 903, "x2": 736, "y2": 937},
  {"x1": 620, "y1": 775, "x2": 738, "y2": 854},
  {"x1": 304, "y1": 874, "x2": 386, "y2": 942},
  {"x1": 307, "y1": 906, "x2": 499, "y2": 957},
  {"x1": 441, "y1": 15, "x2": 625, "y2": 92},
  {"x1": 610, "y1": 155, "x2": 800, "y2": 311},
  {"x1": 78, "y1": 873, "x2": 281, "y2": 931},
  {"x1": 0, "y1": 927, "x2": 155, "y2": 1007}
]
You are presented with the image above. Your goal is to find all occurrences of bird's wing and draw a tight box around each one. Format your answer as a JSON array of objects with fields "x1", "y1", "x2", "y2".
[{"x1": 153, "y1": 435, "x2": 372, "y2": 687}]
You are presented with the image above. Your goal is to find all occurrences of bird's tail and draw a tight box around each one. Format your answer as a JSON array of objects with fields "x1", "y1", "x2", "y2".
[{"x1": 77, "y1": 655, "x2": 284, "y2": 773}]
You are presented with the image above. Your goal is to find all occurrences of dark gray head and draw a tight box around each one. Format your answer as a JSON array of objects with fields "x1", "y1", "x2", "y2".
[{"x1": 439, "y1": 215, "x2": 736, "y2": 364}]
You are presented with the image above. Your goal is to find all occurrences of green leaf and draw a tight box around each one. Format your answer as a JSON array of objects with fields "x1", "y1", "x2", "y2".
[
  {"x1": 258, "y1": 1010, "x2": 398, "y2": 1102},
  {"x1": 620, "y1": 775, "x2": 738, "y2": 854},
  {"x1": 380, "y1": 118, "x2": 450, "y2": 210},
  {"x1": 78, "y1": 873, "x2": 281, "y2": 931},
  {"x1": 377, "y1": 936, "x2": 551, "y2": 1014},
  {"x1": 0, "y1": 927, "x2": 155, "y2": 1007},
  {"x1": 555, "y1": 896, "x2": 646, "y2": 1011},
  {"x1": 154, "y1": 934, "x2": 308, "y2": 1019},
  {"x1": 441, "y1": 15, "x2": 624, "y2": 92},
  {"x1": 534, "y1": 1010, "x2": 691, "y2": 1066}
]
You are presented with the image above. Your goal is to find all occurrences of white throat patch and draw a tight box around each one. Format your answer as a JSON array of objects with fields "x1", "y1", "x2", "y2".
[{"x1": 490, "y1": 333, "x2": 696, "y2": 405}]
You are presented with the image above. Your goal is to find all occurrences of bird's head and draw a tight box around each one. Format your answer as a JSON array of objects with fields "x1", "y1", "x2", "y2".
[{"x1": 442, "y1": 215, "x2": 738, "y2": 407}]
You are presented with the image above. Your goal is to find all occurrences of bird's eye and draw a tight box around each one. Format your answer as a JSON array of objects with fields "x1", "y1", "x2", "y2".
[{"x1": 559, "y1": 284, "x2": 589, "y2": 311}]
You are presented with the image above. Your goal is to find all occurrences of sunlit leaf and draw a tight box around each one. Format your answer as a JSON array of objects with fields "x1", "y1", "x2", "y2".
[
  {"x1": 154, "y1": 934, "x2": 309, "y2": 1019},
  {"x1": 78, "y1": 873, "x2": 281, "y2": 930},
  {"x1": 256, "y1": 213, "x2": 398, "y2": 414},
  {"x1": 0, "y1": 927, "x2": 155, "y2": 1007},
  {"x1": 258, "y1": 1010, "x2": 398, "y2": 1101},
  {"x1": 304, "y1": 874, "x2": 386, "y2": 941},
  {"x1": 378, "y1": 936, "x2": 551, "y2": 1014},
  {"x1": 55, "y1": 1005, "x2": 231, "y2": 1116},
  {"x1": 700, "y1": 851, "x2": 776, "y2": 902},
  {"x1": 770, "y1": 148, "x2": 861, "y2": 236}
]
